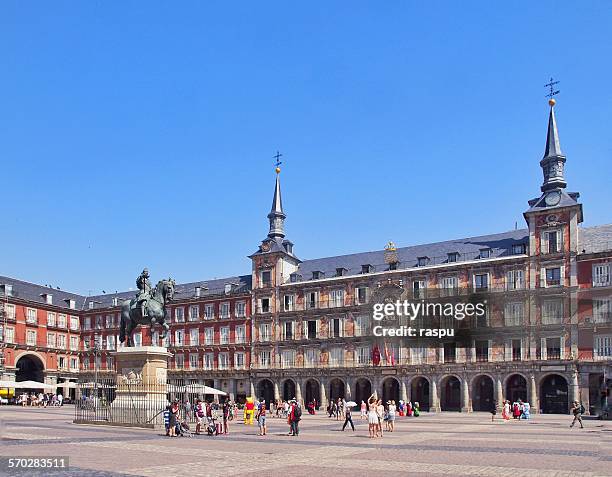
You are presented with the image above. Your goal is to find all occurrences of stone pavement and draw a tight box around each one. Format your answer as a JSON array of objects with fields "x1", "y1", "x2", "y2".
[{"x1": 0, "y1": 406, "x2": 610, "y2": 476}]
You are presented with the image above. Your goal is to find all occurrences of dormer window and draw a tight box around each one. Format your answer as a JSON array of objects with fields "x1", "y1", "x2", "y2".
[
  {"x1": 224, "y1": 284, "x2": 232, "y2": 294},
  {"x1": 336, "y1": 267, "x2": 347, "y2": 277},
  {"x1": 284, "y1": 241, "x2": 293, "y2": 254},
  {"x1": 112, "y1": 297, "x2": 119, "y2": 307},
  {"x1": 290, "y1": 273, "x2": 302, "y2": 283},
  {"x1": 195, "y1": 286, "x2": 201, "y2": 298},
  {"x1": 88, "y1": 301, "x2": 94, "y2": 310},
  {"x1": 41, "y1": 293, "x2": 53, "y2": 305},
  {"x1": 361, "y1": 264, "x2": 373, "y2": 274},
  {"x1": 417, "y1": 256, "x2": 429, "y2": 267},
  {"x1": 479, "y1": 248, "x2": 491, "y2": 259},
  {"x1": 0, "y1": 284, "x2": 13, "y2": 297},
  {"x1": 388, "y1": 262, "x2": 398, "y2": 271},
  {"x1": 447, "y1": 252, "x2": 459, "y2": 263},
  {"x1": 512, "y1": 243, "x2": 526, "y2": 255},
  {"x1": 312, "y1": 271, "x2": 324, "y2": 280},
  {"x1": 65, "y1": 299, "x2": 76, "y2": 310}
]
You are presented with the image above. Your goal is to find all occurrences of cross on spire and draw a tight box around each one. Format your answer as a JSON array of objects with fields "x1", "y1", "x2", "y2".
[
  {"x1": 273, "y1": 151, "x2": 283, "y2": 168},
  {"x1": 544, "y1": 77, "x2": 560, "y2": 99}
]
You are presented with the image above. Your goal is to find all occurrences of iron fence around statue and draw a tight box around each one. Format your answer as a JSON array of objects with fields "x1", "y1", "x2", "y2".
[{"x1": 73, "y1": 377, "x2": 227, "y2": 428}]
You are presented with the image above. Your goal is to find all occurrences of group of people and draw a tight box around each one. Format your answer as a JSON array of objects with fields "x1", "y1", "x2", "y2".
[
  {"x1": 252, "y1": 398, "x2": 302, "y2": 436},
  {"x1": 163, "y1": 398, "x2": 235, "y2": 437},
  {"x1": 17, "y1": 392, "x2": 63, "y2": 407},
  {"x1": 365, "y1": 396, "x2": 402, "y2": 438},
  {"x1": 496, "y1": 399, "x2": 531, "y2": 421}
]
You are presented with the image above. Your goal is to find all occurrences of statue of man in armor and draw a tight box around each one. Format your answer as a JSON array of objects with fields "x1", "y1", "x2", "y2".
[{"x1": 136, "y1": 268, "x2": 152, "y2": 319}]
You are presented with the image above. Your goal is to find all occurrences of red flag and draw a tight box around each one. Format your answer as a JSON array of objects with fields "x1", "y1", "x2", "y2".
[{"x1": 372, "y1": 344, "x2": 381, "y2": 366}]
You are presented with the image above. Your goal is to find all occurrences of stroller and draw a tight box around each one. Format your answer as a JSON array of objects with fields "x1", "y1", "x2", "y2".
[{"x1": 176, "y1": 420, "x2": 194, "y2": 438}]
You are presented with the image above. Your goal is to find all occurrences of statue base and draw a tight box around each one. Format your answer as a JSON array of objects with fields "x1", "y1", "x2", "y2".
[{"x1": 109, "y1": 346, "x2": 172, "y2": 427}]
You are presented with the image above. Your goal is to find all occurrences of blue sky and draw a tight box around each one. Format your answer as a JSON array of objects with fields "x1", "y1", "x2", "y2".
[{"x1": 1, "y1": 1, "x2": 611, "y2": 295}]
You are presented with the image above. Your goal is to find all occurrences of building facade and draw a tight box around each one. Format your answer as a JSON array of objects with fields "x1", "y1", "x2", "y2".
[{"x1": 1, "y1": 99, "x2": 611, "y2": 412}]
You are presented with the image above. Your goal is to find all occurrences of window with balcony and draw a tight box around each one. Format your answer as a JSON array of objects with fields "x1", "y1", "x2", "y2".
[
  {"x1": 105, "y1": 315, "x2": 112, "y2": 328},
  {"x1": 234, "y1": 352, "x2": 245, "y2": 369},
  {"x1": 204, "y1": 327, "x2": 214, "y2": 345},
  {"x1": 260, "y1": 270, "x2": 272, "y2": 288},
  {"x1": 70, "y1": 336, "x2": 79, "y2": 351},
  {"x1": 220, "y1": 303, "x2": 230, "y2": 318},
  {"x1": 330, "y1": 289, "x2": 344, "y2": 308},
  {"x1": 542, "y1": 299, "x2": 563, "y2": 324},
  {"x1": 506, "y1": 269, "x2": 525, "y2": 290},
  {"x1": 189, "y1": 305, "x2": 199, "y2": 321},
  {"x1": 175, "y1": 353, "x2": 184, "y2": 369},
  {"x1": 189, "y1": 353, "x2": 199, "y2": 369},
  {"x1": 58, "y1": 356, "x2": 66, "y2": 370},
  {"x1": 220, "y1": 326, "x2": 230, "y2": 344},
  {"x1": 504, "y1": 302, "x2": 524, "y2": 326},
  {"x1": 175, "y1": 307, "x2": 185, "y2": 323},
  {"x1": 355, "y1": 286, "x2": 368, "y2": 305},
  {"x1": 259, "y1": 298, "x2": 270, "y2": 314},
  {"x1": 545, "y1": 267, "x2": 561, "y2": 287},
  {"x1": 281, "y1": 349, "x2": 295, "y2": 368},
  {"x1": 26, "y1": 329, "x2": 37, "y2": 346},
  {"x1": 4, "y1": 304, "x2": 16, "y2": 320},
  {"x1": 544, "y1": 229, "x2": 561, "y2": 254},
  {"x1": 189, "y1": 328, "x2": 199, "y2": 346},
  {"x1": 47, "y1": 312, "x2": 56, "y2": 327},
  {"x1": 354, "y1": 315, "x2": 369, "y2": 337},
  {"x1": 413, "y1": 280, "x2": 426, "y2": 299},
  {"x1": 306, "y1": 291, "x2": 318, "y2": 309},
  {"x1": 106, "y1": 356, "x2": 114, "y2": 370},
  {"x1": 204, "y1": 353, "x2": 214, "y2": 370},
  {"x1": 174, "y1": 329, "x2": 185, "y2": 346},
  {"x1": 235, "y1": 301, "x2": 246, "y2": 317},
  {"x1": 474, "y1": 273, "x2": 489, "y2": 291},
  {"x1": 70, "y1": 357, "x2": 79, "y2": 371},
  {"x1": 411, "y1": 346, "x2": 426, "y2": 364},
  {"x1": 282, "y1": 321, "x2": 294, "y2": 340},
  {"x1": 546, "y1": 337, "x2": 562, "y2": 360},
  {"x1": 283, "y1": 294, "x2": 295, "y2": 312},
  {"x1": 259, "y1": 323, "x2": 271, "y2": 342},
  {"x1": 70, "y1": 316, "x2": 79, "y2": 330},
  {"x1": 443, "y1": 343, "x2": 456, "y2": 363},
  {"x1": 235, "y1": 325, "x2": 246, "y2": 343},
  {"x1": 47, "y1": 332, "x2": 56, "y2": 348},
  {"x1": 329, "y1": 347, "x2": 344, "y2": 366},
  {"x1": 440, "y1": 276, "x2": 458, "y2": 296},
  {"x1": 357, "y1": 346, "x2": 371, "y2": 365},
  {"x1": 204, "y1": 304, "x2": 215, "y2": 320},
  {"x1": 4, "y1": 326, "x2": 15, "y2": 344},
  {"x1": 26, "y1": 308, "x2": 37, "y2": 324},
  {"x1": 330, "y1": 318, "x2": 343, "y2": 338},
  {"x1": 594, "y1": 299, "x2": 611, "y2": 323},
  {"x1": 593, "y1": 263, "x2": 611, "y2": 287},
  {"x1": 107, "y1": 335, "x2": 116, "y2": 350},
  {"x1": 594, "y1": 335, "x2": 612, "y2": 360},
  {"x1": 304, "y1": 348, "x2": 320, "y2": 367},
  {"x1": 512, "y1": 339, "x2": 522, "y2": 361},
  {"x1": 475, "y1": 340, "x2": 489, "y2": 362},
  {"x1": 306, "y1": 320, "x2": 318, "y2": 339},
  {"x1": 259, "y1": 350, "x2": 271, "y2": 367}
]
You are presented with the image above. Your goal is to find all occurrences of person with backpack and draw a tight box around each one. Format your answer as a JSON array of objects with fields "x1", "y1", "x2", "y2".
[
  {"x1": 570, "y1": 401, "x2": 585, "y2": 429},
  {"x1": 288, "y1": 400, "x2": 301, "y2": 436}
]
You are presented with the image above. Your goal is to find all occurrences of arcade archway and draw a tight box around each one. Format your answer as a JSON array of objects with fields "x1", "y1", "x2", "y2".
[
  {"x1": 382, "y1": 377, "x2": 400, "y2": 404},
  {"x1": 472, "y1": 375, "x2": 494, "y2": 411},
  {"x1": 329, "y1": 378, "x2": 345, "y2": 402},
  {"x1": 304, "y1": 379, "x2": 320, "y2": 407},
  {"x1": 16, "y1": 354, "x2": 44, "y2": 383},
  {"x1": 411, "y1": 377, "x2": 430, "y2": 411},
  {"x1": 440, "y1": 375, "x2": 461, "y2": 411},
  {"x1": 257, "y1": 379, "x2": 275, "y2": 405},
  {"x1": 354, "y1": 378, "x2": 372, "y2": 405},
  {"x1": 506, "y1": 374, "x2": 527, "y2": 403},
  {"x1": 282, "y1": 379, "x2": 296, "y2": 401},
  {"x1": 541, "y1": 374, "x2": 569, "y2": 414}
]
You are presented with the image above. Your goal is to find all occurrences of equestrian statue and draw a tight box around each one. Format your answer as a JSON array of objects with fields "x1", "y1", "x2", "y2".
[{"x1": 119, "y1": 268, "x2": 176, "y2": 347}]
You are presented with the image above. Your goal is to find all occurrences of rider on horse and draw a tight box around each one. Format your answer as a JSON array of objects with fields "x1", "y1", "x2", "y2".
[{"x1": 136, "y1": 268, "x2": 152, "y2": 319}]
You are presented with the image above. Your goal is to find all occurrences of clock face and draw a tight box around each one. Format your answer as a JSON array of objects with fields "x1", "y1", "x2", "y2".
[{"x1": 544, "y1": 191, "x2": 561, "y2": 206}]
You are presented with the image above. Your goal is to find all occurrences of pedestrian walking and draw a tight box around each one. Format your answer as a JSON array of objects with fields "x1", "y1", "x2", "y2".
[
  {"x1": 342, "y1": 405, "x2": 355, "y2": 431},
  {"x1": 387, "y1": 400, "x2": 396, "y2": 432},
  {"x1": 256, "y1": 400, "x2": 267, "y2": 436},
  {"x1": 570, "y1": 401, "x2": 585, "y2": 429}
]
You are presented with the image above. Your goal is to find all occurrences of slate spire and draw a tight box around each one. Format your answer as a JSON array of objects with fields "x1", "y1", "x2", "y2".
[
  {"x1": 540, "y1": 98, "x2": 567, "y2": 192},
  {"x1": 267, "y1": 167, "x2": 286, "y2": 239}
]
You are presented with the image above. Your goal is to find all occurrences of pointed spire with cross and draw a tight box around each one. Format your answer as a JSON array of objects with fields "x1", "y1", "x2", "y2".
[
  {"x1": 268, "y1": 151, "x2": 286, "y2": 239},
  {"x1": 540, "y1": 78, "x2": 566, "y2": 192}
]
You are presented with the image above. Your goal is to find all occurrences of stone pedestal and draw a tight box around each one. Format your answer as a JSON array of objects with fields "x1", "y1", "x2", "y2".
[{"x1": 110, "y1": 346, "x2": 172, "y2": 428}]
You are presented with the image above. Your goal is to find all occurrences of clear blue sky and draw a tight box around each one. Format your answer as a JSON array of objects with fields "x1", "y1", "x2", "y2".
[{"x1": 1, "y1": 1, "x2": 611, "y2": 295}]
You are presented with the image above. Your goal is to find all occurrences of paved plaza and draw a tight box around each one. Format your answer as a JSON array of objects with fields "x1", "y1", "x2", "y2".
[{"x1": 0, "y1": 407, "x2": 611, "y2": 476}]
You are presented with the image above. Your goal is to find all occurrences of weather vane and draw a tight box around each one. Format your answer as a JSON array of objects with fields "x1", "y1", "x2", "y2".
[
  {"x1": 544, "y1": 77, "x2": 560, "y2": 99},
  {"x1": 273, "y1": 150, "x2": 283, "y2": 173}
]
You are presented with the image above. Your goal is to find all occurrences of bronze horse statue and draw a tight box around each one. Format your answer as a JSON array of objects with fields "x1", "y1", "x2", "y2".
[{"x1": 119, "y1": 278, "x2": 175, "y2": 347}]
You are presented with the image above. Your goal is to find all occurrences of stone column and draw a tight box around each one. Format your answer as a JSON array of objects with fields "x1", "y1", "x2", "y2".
[
  {"x1": 345, "y1": 380, "x2": 352, "y2": 400},
  {"x1": 249, "y1": 380, "x2": 255, "y2": 398},
  {"x1": 579, "y1": 372, "x2": 590, "y2": 415},
  {"x1": 462, "y1": 377, "x2": 471, "y2": 412},
  {"x1": 295, "y1": 380, "x2": 303, "y2": 407},
  {"x1": 213, "y1": 379, "x2": 221, "y2": 403},
  {"x1": 530, "y1": 374, "x2": 538, "y2": 414},
  {"x1": 228, "y1": 379, "x2": 236, "y2": 401},
  {"x1": 496, "y1": 377, "x2": 504, "y2": 411},
  {"x1": 319, "y1": 379, "x2": 328, "y2": 409},
  {"x1": 431, "y1": 379, "x2": 440, "y2": 412},
  {"x1": 571, "y1": 371, "x2": 580, "y2": 406},
  {"x1": 274, "y1": 381, "x2": 280, "y2": 401},
  {"x1": 400, "y1": 379, "x2": 408, "y2": 402}
]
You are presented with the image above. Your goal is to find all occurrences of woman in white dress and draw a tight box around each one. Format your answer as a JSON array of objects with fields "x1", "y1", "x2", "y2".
[
  {"x1": 387, "y1": 400, "x2": 397, "y2": 432},
  {"x1": 367, "y1": 394, "x2": 378, "y2": 438},
  {"x1": 376, "y1": 399, "x2": 385, "y2": 437}
]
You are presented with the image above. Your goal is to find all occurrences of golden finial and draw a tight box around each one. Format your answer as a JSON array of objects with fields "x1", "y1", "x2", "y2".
[{"x1": 548, "y1": 98, "x2": 556, "y2": 107}]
